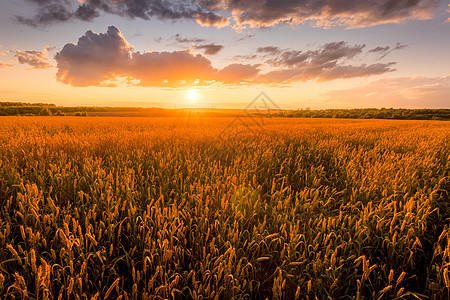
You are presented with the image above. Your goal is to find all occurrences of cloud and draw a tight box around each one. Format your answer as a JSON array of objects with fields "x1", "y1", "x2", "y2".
[
  {"x1": 217, "y1": 63, "x2": 261, "y2": 84},
  {"x1": 17, "y1": 0, "x2": 440, "y2": 29},
  {"x1": 315, "y1": 63, "x2": 396, "y2": 81},
  {"x1": 0, "y1": 62, "x2": 14, "y2": 69},
  {"x1": 172, "y1": 34, "x2": 206, "y2": 44},
  {"x1": 257, "y1": 46, "x2": 282, "y2": 55},
  {"x1": 16, "y1": 2, "x2": 73, "y2": 26},
  {"x1": 0, "y1": 46, "x2": 11, "y2": 56},
  {"x1": 18, "y1": 0, "x2": 229, "y2": 28},
  {"x1": 194, "y1": 11, "x2": 230, "y2": 28},
  {"x1": 247, "y1": 42, "x2": 396, "y2": 84},
  {"x1": 55, "y1": 26, "x2": 243, "y2": 87},
  {"x1": 323, "y1": 75, "x2": 450, "y2": 108},
  {"x1": 258, "y1": 42, "x2": 366, "y2": 69},
  {"x1": 220, "y1": 0, "x2": 440, "y2": 28},
  {"x1": 128, "y1": 51, "x2": 217, "y2": 87},
  {"x1": 194, "y1": 44, "x2": 224, "y2": 55},
  {"x1": 234, "y1": 54, "x2": 258, "y2": 60},
  {"x1": 15, "y1": 46, "x2": 54, "y2": 69},
  {"x1": 55, "y1": 26, "x2": 397, "y2": 87},
  {"x1": 155, "y1": 34, "x2": 223, "y2": 54},
  {"x1": 55, "y1": 26, "x2": 133, "y2": 86},
  {"x1": 368, "y1": 43, "x2": 408, "y2": 59},
  {"x1": 237, "y1": 34, "x2": 254, "y2": 42}
]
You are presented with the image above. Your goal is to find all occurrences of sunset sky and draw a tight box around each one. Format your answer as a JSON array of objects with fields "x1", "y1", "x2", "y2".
[{"x1": 0, "y1": 0, "x2": 449, "y2": 109}]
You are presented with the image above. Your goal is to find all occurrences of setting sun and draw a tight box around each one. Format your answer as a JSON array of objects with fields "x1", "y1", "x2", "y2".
[{"x1": 188, "y1": 90, "x2": 198, "y2": 102}]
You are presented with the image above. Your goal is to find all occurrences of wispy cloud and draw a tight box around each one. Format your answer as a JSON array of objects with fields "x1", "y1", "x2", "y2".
[
  {"x1": 156, "y1": 34, "x2": 224, "y2": 55},
  {"x1": 368, "y1": 43, "x2": 408, "y2": 59},
  {"x1": 17, "y1": 0, "x2": 229, "y2": 28}
]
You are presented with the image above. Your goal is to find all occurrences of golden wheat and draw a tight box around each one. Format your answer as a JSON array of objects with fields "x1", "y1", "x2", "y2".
[{"x1": 0, "y1": 116, "x2": 448, "y2": 299}]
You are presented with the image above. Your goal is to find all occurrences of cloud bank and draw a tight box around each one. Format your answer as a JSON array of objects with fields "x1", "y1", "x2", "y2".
[
  {"x1": 55, "y1": 26, "x2": 397, "y2": 87},
  {"x1": 18, "y1": 0, "x2": 440, "y2": 29}
]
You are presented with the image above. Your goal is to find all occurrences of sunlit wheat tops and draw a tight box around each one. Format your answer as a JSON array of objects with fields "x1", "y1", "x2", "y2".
[{"x1": 0, "y1": 116, "x2": 449, "y2": 298}]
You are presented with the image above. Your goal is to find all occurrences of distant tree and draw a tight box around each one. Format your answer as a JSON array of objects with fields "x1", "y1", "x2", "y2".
[
  {"x1": 39, "y1": 107, "x2": 52, "y2": 116},
  {"x1": 55, "y1": 110, "x2": 66, "y2": 116}
]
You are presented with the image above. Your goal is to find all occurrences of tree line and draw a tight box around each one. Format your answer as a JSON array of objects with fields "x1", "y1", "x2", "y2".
[
  {"x1": 0, "y1": 102, "x2": 449, "y2": 120},
  {"x1": 272, "y1": 107, "x2": 449, "y2": 120}
]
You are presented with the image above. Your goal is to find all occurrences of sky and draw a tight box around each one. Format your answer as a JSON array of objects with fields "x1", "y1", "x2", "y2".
[{"x1": 0, "y1": 0, "x2": 449, "y2": 109}]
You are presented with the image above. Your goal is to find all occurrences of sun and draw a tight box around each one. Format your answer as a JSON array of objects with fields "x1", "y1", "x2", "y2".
[{"x1": 188, "y1": 90, "x2": 198, "y2": 102}]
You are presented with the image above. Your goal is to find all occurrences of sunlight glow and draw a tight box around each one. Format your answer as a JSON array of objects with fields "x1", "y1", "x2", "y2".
[{"x1": 188, "y1": 90, "x2": 198, "y2": 102}]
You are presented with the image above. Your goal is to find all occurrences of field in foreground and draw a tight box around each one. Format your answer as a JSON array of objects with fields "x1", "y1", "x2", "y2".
[{"x1": 0, "y1": 117, "x2": 449, "y2": 299}]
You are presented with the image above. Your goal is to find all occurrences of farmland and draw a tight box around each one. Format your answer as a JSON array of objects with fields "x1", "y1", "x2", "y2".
[{"x1": 0, "y1": 116, "x2": 449, "y2": 299}]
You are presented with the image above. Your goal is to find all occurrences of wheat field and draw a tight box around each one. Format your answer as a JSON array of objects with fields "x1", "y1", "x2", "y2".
[{"x1": 0, "y1": 116, "x2": 449, "y2": 299}]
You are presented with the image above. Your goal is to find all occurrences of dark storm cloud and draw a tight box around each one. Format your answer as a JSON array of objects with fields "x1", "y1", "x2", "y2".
[
  {"x1": 17, "y1": 0, "x2": 229, "y2": 27},
  {"x1": 219, "y1": 0, "x2": 440, "y2": 28},
  {"x1": 17, "y1": 0, "x2": 439, "y2": 28},
  {"x1": 55, "y1": 27, "x2": 397, "y2": 88},
  {"x1": 16, "y1": 3, "x2": 73, "y2": 26},
  {"x1": 75, "y1": 3, "x2": 101, "y2": 21}
]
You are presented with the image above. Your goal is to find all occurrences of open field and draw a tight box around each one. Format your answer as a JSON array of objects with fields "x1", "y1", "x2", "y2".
[{"x1": 0, "y1": 116, "x2": 449, "y2": 299}]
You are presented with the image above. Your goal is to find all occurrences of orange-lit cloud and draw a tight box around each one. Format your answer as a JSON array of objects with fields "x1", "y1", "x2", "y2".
[
  {"x1": 55, "y1": 26, "x2": 397, "y2": 87},
  {"x1": 17, "y1": 0, "x2": 439, "y2": 29},
  {"x1": 324, "y1": 75, "x2": 450, "y2": 108},
  {"x1": 0, "y1": 62, "x2": 14, "y2": 69},
  {"x1": 194, "y1": 12, "x2": 230, "y2": 28},
  {"x1": 217, "y1": 63, "x2": 261, "y2": 84},
  {"x1": 129, "y1": 51, "x2": 216, "y2": 87},
  {"x1": 15, "y1": 46, "x2": 54, "y2": 69},
  {"x1": 0, "y1": 47, "x2": 11, "y2": 56}
]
